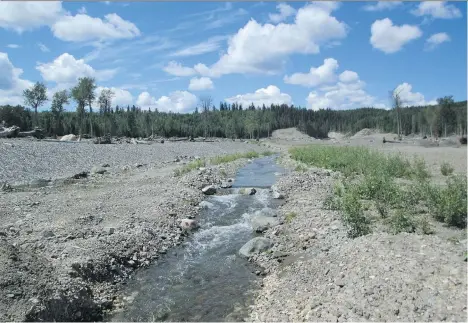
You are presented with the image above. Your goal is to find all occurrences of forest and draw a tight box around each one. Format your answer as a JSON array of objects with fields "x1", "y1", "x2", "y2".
[{"x1": 0, "y1": 78, "x2": 466, "y2": 139}]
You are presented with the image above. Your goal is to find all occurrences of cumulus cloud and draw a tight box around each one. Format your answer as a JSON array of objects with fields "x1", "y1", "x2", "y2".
[
  {"x1": 425, "y1": 32, "x2": 450, "y2": 50},
  {"x1": 269, "y1": 3, "x2": 296, "y2": 23},
  {"x1": 36, "y1": 53, "x2": 117, "y2": 87},
  {"x1": 0, "y1": 52, "x2": 33, "y2": 105},
  {"x1": 163, "y1": 61, "x2": 196, "y2": 77},
  {"x1": 394, "y1": 83, "x2": 437, "y2": 106},
  {"x1": 306, "y1": 70, "x2": 384, "y2": 111},
  {"x1": 225, "y1": 85, "x2": 292, "y2": 107},
  {"x1": 412, "y1": 1, "x2": 462, "y2": 19},
  {"x1": 363, "y1": 1, "x2": 402, "y2": 12},
  {"x1": 188, "y1": 77, "x2": 214, "y2": 91},
  {"x1": 163, "y1": 3, "x2": 347, "y2": 78},
  {"x1": 284, "y1": 58, "x2": 339, "y2": 87},
  {"x1": 0, "y1": 1, "x2": 64, "y2": 33},
  {"x1": 52, "y1": 13, "x2": 140, "y2": 42},
  {"x1": 370, "y1": 18, "x2": 422, "y2": 54},
  {"x1": 136, "y1": 91, "x2": 198, "y2": 112}
]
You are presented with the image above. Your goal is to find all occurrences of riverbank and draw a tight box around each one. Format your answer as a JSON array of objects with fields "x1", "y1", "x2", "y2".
[
  {"x1": 247, "y1": 152, "x2": 467, "y2": 321},
  {"x1": 0, "y1": 140, "x2": 272, "y2": 321}
]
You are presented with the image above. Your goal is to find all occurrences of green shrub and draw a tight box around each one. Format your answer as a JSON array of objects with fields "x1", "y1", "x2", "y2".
[
  {"x1": 295, "y1": 164, "x2": 308, "y2": 172},
  {"x1": 425, "y1": 175, "x2": 467, "y2": 228},
  {"x1": 285, "y1": 212, "x2": 297, "y2": 223},
  {"x1": 341, "y1": 191, "x2": 371, "y2": 238},
  {"x1": 440, "y1": 162, "x2": 454, "y2": 176},
  {"x1": 416, "y1": 217, "x2": 434, "y2": 235},
  {"x1": 389, "y1": 209, "x2": 416, "y2": 234},
  {"x1": 411, "y1": 157, "x2": 431, "y2": 181},
  {"x1": 323, "y1": 195, "x2": 342, "y2": 210}
]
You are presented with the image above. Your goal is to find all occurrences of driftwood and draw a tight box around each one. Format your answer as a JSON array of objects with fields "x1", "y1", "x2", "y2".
[
  {"x1": 93, "y1": 134, "x2": 112, "y2": 144},
  {"x1": 460, "y1": 137, "x2": 467, "y2": 145},
  {"x1": 0, "y1": 126, "x2": 20, "y2": 138},
  {"x1": 0, "y1": 125, "x2": 44, "y2": 139}
]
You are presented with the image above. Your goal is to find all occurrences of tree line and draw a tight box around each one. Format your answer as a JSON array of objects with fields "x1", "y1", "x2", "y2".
[{"x1": 0, "y1": 78, "x2": 466, "y2": 139}]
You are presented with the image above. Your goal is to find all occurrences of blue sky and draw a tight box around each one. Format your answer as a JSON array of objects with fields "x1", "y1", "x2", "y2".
[{"x1": 0, "y1": 1, "x2": 466, "y2": 112}]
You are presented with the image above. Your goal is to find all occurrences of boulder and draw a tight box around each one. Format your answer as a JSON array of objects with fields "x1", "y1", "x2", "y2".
[
  {"x1": 239, "y1": 237, "x2": 273, "y2": 258},
  {"x1": 250, "y1": 215, "x2": 280, "y2": 233},
  {"x1": 221, "y1": 181, "x2": 232, "y2": 189},
  {"x1": 202, "y1": 185, "x2": 217, "y2": 195},
  {"x1": 179, "y1": 219, "x2": 199, "y2": 232},
  {"x1": 60, "y1": 134, "x2": 77, "y2": 141},
  {"x1": 91, "y1": 166, "x2": 107, "y2": 175},
  {"x1": 272, "y1": 191, "x2": 285, "y2": 199},
  {"x1": 239, "y1": 188, "x2": 256, "y2": 195}
]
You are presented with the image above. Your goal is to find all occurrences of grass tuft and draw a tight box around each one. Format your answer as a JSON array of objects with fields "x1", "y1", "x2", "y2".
[{"x1": 440, "y1": 162, "x2": 455, "y2": 176}]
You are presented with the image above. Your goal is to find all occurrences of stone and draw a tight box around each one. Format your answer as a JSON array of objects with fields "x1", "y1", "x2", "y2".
[
  {"x1": 42, "y1": 230, "x2": 55, "y2": 238},
  {"x1": 221, "y1": 181, "x2": 232, "y2": 189},
  {"x1": 239, "y1": 237, "x2": 273, "y2": 258},
  {"x1": 60, "y1": 134, "x2": 77, "y2": 141},
  {"x1": 107, "y1": 227, "x2": 115, "y2": 235},
  {"x1": 101, "y1": 163, "x2": 110, "y2": 168},
  {"x1": 272, "y1": 191, "x2": 285, "y2": 199},
  {"x1": 250, "y1": 215, "x2": 280, "y2": 233},
  {"x1": 239, "y1": 188, "x2": 257, "y2": 195},
  {"x1": 91, "y1": 166, "x2": 107, "y2": 175},
  {"x1": 179, "y1": 219, "x2": 199, "y2": 231},
  {"x1": 202, "y1": 185, "x2": 217, "y2": 195}
]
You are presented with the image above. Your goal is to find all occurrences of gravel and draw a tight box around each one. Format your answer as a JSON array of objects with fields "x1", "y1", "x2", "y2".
[
  {"x1": 0, "y1": 139, "x2": 271, "y2": 184},
  {"x1": 0, "y1": 139, "x2": 265, "y2": 321},
  {"x1": 247, "y1": 158, "x2": 467, "y2": 322}
]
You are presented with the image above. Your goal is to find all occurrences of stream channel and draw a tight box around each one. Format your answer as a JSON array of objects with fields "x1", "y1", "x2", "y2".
[{"x1": 110, "y1": 155, "x2": 284, "y2": 321}]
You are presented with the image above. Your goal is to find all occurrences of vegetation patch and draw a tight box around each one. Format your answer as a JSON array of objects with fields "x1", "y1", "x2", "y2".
[
  {"x1": 290, "y1": 145, "x2": 467, "y2": 235},
  {"x1": 285, "y1": 212, "x2": 297, "y2": 223},
  {"x1": 440, "y1": 162, "x2": 455, "y2": 176}
]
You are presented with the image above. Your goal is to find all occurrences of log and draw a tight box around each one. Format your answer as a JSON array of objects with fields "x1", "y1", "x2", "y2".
[
  {"x1": 0, "y1": 126, "x2": 20, "y2": 138},
  {"x1": 17, "y1": 128, "x2": 44, "y2": 139}
]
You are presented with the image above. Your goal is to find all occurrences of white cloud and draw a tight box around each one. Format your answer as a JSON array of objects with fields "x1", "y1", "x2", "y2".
[
  {"x1": 52, "y1": 13, "x2": 140, "y2": 42},
  {"x1": 425, "y1": 32, "x2": 451, "y2": 50},
  {"x1": 412, "y1": 1, "x2": 462, "y2": 19},
  {"x1": 136, "y1": 91, "x2": 198, "y2": 112},
  {"x1": 164, "y1": 3, "x2": 347, "y2": 78},
  {"x1": 95, "y1": 86, "x2": 133, "y2": 107},
  {"x1": 306, "y1": 70, "x2": 384, "y2": 111},
  {"x1": 188, "y1": 77, "x2": 214, "y2": 91},
  {"x1": 0, "y1": 1, "x2": 64, "y2": 33},
  {"x1": 163, "y1": 61, "x2": 196, "y2": 77},
  {"x1": 284, "y1": 58, "x2": 338, "y2": 87},
  {"x1": 38, "y1": 43, "x2": 50, "y2": 53},
  {"x1": 363, "y1": 1, "x2": 402, "y2": 12},
  {"x1": 6, "y1": 44, "x2": 20, "y2": 49},
  {"x1": 225, "y1": 85, "x2": 292, "y2": 107},
  {"x1": 36, "y1": 53, "x2": 117, "y2": 87},
  {"x1": 0, "y1": 52, "x2": 33, "y2": 105},
  {"x1": 370, "y1": 18, "x2": 422, "y2": 54},
  {"x1": 170, "y1": 36, "x2": 228, "y2": 57},
  {"x1": 339, "y1": 70, "x2": 359, "y2": 83},
  {"x1": 394, "y1": 83, "x2": 437, "y2": 106},
  {"x1": 269, "y1": 3, "x2": 296, "y2": 23},
  {"x1": 78, "y1": 6, "x2": 87, "y2": 14}
]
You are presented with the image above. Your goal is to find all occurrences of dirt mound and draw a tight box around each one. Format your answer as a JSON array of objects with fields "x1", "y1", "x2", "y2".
[
  {"x1": 271, "y1": 128, "x2": 315, "y2": 141},
  {"x1": 350, "y1": 128, "x2": 378, "y2": 139}
]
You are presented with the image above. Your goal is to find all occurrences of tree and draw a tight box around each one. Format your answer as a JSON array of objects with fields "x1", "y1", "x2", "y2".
[
  {"x1": 391, "y1": 88, "x2": 403, "y2": 139},
  {"x1": 23, "y1": 82, "x2": 48, "y2": 127},
  {"x1": 198, "y1": 95, "x2": 213, "y2": 137},
  {"x1": 71, "y1": 81, "x2": 87, "y2": 136},
  {"x1": 437, "y1": 96, "x2": 456, "y2": 137},
  {"x1": 51, "y1": 90, "x2": 69, "y2": 136},
  {"x1": 98, "y1": 88, "x2": 114, "y2": 115}
]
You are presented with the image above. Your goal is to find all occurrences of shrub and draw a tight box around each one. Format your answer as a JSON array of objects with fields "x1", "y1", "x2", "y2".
[
  {"x1": 425, "y1": 175, "x2": 467, "y2": 228},
  {"x1": 389, "y1": 209, "x2": 416, "y2": 234},
  {"x1": 440, "y1": 162, "x2": 454, "y2": 176},
  {"x1": 323, "y1": 195, "x2": 342, "y2": 210},
  {"x1": 341, "y1": 190, "x2": 371, "y2": 238},
  {"x1": 295, "y1": 164, "x2": 308, "y2": 172},
  {"x1": 285, "y1": 212, "x2": 297, "y2": 223},
  {"x1": 411, "y1": 157, "x2": 431, "y2": 181}
]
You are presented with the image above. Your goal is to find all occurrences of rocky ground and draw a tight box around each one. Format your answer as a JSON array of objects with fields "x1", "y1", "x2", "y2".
[
  {"x1": 0, "y1": 139, "x2": 271, "y2": 321},
  {"x1": 246, "y1": 132, "x2": 467, "y2": 322}
]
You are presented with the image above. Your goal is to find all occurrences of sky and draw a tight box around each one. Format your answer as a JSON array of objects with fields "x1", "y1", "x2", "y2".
[{"x1": 0, "y1": 1, "x2": 466, "y2": 112}]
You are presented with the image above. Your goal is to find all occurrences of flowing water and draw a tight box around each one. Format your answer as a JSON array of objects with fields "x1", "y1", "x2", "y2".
[{"x1": 110, "y1": 155, "x2": 284, "y2": 322}]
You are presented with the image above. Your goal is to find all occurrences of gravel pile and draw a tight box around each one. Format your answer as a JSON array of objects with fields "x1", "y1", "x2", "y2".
[
  {"x1": 248, "y1": 164, "x2": 467, "y2": 322},
  {"x1": 0, "y1": 139, "x2": 269, "y2": 184}
]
